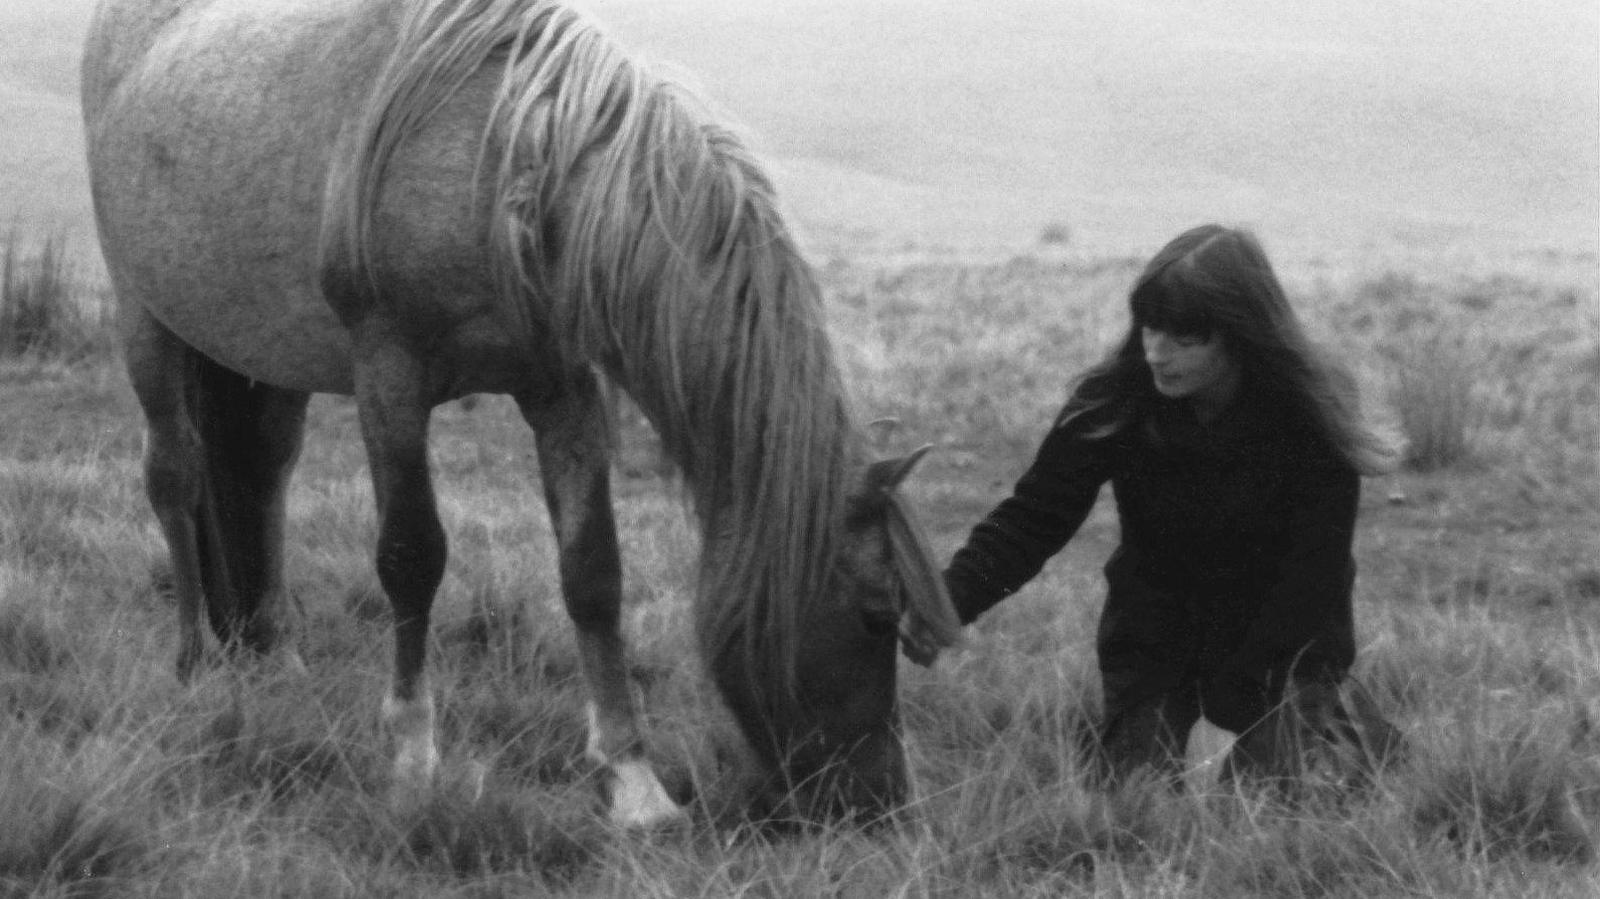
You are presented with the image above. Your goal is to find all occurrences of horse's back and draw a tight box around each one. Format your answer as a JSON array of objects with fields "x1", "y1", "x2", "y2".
[{"x1": 84, "y1": 0, "x2": 403, "y2": 393}]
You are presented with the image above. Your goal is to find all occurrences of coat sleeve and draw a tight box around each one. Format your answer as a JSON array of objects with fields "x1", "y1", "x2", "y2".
[
  {"x1": 944, "y1": 418, "x2": 1115, "y2": 623},
  {"x1": 1218, "y1": 454, "x2": 1360, "y2": 693}
]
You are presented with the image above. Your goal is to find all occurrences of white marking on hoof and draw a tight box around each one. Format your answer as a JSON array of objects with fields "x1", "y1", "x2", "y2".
[
  {"x1": 383, "y1": 694, "x2": 440, "y2": 798},
  {"x1": 607, "y1": 759, "x2": 687, "y2": 829},
  {"x1": 584, "y1": 701, "x2": 608, "y2": 765},
  {"x1": 1184, "y1": 719, "x2": 1238, "y2": 792},
  {"x1": 584, "y1": 702, "x2": 686, "y2": 828}
]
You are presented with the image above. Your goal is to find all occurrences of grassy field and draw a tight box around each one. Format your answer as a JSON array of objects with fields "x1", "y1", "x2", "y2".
[{"x1": 1, "y1": 233, "x2": 1598, "y2": 897}]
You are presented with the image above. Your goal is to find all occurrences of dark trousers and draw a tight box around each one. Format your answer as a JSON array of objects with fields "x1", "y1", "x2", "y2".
[
  {"x1": 1087, "y1": 562, "x2": 1400, "y2": 789},
  {"x1": 1091, "y1": 662, "x2": 1404, "y2": 789}
]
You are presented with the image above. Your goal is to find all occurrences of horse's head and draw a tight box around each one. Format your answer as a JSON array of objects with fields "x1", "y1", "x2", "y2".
[{"x1": 712, "y1": 447, "x2": 961, "y2": 826}]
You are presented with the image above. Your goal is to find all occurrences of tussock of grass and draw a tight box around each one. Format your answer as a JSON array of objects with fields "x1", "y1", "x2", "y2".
[
  {"x1": 1, "y1": 233, "x2": 72, "y2": 356},
  {"x1": 398, "y1": 786, "x2": 603, "y2": 883},
  {"x1": 212, "y1": 714, "x2": 362, "y2": 803},
  {"x1": 440, "y1": 684, "x2": 591, "y2": 787},
  {"x1": 1037, "y1": 221, "x2": 1072, "y2": 247},
  {"x1": 956, "y1": 779, "x2": 1196, "y2": 881},
  {"x1": 0, "y1": 605, "x2": 75, "y2": 675},
  {"x1": 1410, "y1": 722, "x2": 1595, "y2": 863},
  {"x1": 1200, "y1": 800, "x2": 1453, "y2": 899},
  {"x1": 1390, "y1": 330, "x2": 1479, "y2": 472},
  {"x1": 0, "y1": 730, "x2": 154, "y2": 898},
  {"x1": 314, "y1": 773, "x2": 606, "y2": 887},
  {"x1": 0, "y1": 233, "x2": 111, "y2": 364},
  {"x1": 0, "y1": 677, "x2": 101, "y2": 743},
  {"x1": 0, "y1": 794, "x2": 146, "y2": 898}
]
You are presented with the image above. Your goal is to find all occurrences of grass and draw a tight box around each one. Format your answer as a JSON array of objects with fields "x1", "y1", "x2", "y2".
[
  {"x1": 0, "y1": 235, "x2": 1596, "y2": 895},
  {"x1": 1390, "y1": 327, "x2": 1479, "y2": 472},
  {"x1": 0, "y1": 231, "x2": 111, "y2": 365}
]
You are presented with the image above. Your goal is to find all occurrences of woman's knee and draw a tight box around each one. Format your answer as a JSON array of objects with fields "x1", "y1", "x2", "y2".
[{"x1": 1091, "y1": 688, "x2": 1200, "y2": 787}]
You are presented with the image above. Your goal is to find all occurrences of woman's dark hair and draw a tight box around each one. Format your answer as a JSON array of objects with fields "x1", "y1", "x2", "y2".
[{"x1": 1059, "y1": 224, "x2": 1398, "y2": 475}]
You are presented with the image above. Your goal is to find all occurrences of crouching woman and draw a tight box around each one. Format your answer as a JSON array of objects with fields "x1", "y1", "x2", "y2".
[{"x1": 942, "y1": 224, "x2": 1404, "y2": 788}]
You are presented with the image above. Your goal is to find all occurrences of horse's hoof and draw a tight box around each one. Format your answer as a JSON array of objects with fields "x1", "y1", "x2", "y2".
[
  {"x1": 383, "y1": 693, "x2": 440, "y2": 805},
  {"x1": 388, "y1": 731, "x2": 442, "y2": 807},
  {"x1": 388, "y1": 757, "x2": 441, "y2": 809},
  {"x1": 603, "y1": 759, "x2": 690, "y2": 829}
]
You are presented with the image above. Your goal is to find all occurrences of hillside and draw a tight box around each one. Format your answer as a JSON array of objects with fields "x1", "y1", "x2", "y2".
[
  {"x1": 4, "y1": 0, "x2": 1598, "y2": 260},
  {"x1": 0, "y1": 0, "x2": 95, "y2": 246},
  {"x1": 586, "y1": 0, "x2": 1600, "y2": 256}
]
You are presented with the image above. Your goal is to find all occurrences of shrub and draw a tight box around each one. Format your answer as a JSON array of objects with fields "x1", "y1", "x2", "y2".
[{"x1": 1037, "y1": 221, "x2": 1072, "y2": 247}]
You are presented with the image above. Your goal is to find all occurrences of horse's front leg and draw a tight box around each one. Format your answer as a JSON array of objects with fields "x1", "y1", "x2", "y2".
[
  {"x1": 353, "y1": 334, "x2": 447, "y2": 798},
  {"x1": 517, "y1": 376, "x2": 685, "y2": 828}
]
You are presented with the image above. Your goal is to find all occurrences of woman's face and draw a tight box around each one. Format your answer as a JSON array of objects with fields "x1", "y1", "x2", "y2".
[{"x1": 1141, "y1": 327, "x2": 1241, "y2": 413}]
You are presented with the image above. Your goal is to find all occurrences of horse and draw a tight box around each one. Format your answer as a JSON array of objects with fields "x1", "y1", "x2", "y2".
[{"x1": 81, "y1": 0, "x2": 962, "y2": 826}]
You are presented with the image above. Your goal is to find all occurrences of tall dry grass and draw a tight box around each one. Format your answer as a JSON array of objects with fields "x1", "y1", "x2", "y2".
[
  {"x1": 0, "y1": 235, "x2": 1596, "y2": 895},
  {"x1": 1390, "y1": 328, "x2": 1479, "y2": 472},
  {"x1": 1, "y1": 231, "x2": 114, "y2": 366}
]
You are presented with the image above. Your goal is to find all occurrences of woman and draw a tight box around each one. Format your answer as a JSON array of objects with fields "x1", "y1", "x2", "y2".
[{"x1": 942, "y1": 224, "x2": 1402, "y2": 787}]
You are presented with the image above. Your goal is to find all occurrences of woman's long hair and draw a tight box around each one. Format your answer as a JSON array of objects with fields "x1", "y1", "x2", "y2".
[{"x1": 1060, "y1": 224, "x2": 1399, "y2": 475}]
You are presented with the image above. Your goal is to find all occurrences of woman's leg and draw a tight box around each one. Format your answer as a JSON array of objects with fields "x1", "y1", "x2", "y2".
[
  {"x1": 1091, "y1": 574, "x2": 1202, "y2": 787},
  {"x1": 1093, "y1": 664, "x2": 1201, "y2": 787}
]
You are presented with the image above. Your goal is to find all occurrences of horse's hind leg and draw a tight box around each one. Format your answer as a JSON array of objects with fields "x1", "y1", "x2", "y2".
[
  {"x1": 125, "y1": 308, "x2": 216, "y2": 681},
  {"x1": 517, "y1": 375, "x2": 685, "y2": 828},
  {"x1": 123, "y1": 307, "x2": 309, "y2": 680},
  {"x1": 193, "y1": 354, "x2": 310, "y2": 660}
]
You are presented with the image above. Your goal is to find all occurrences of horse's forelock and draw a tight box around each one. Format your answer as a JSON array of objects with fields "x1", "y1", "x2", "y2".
[{"x1": 885, "y1": 491, "x2": 961, "y2": 651}]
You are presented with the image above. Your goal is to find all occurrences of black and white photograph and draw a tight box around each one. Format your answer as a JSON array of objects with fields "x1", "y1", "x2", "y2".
[{"x1": 2, "y1": 1, "x2": 1597, "y2": 894}]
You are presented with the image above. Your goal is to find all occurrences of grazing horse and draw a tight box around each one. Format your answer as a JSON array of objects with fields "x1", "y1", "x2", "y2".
[{"x1": 82, "y1": 0, "x2": 961, "y2": 826}]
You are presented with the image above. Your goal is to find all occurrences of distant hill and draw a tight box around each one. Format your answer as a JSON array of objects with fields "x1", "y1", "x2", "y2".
[
  {"x1": 586, "y1": 0, "x2": 1600, "y2": 257},
  {"x1": 6, "y1": 0, "x2": 1597, "y2": 264},
  {"x1": 0, "y1": 0, "x2": 96, "y2": 248}
]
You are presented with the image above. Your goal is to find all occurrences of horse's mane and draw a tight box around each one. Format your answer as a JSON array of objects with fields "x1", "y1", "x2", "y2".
[{"x1": 320, "y1": 0, "x2": 878, "y2": 709}]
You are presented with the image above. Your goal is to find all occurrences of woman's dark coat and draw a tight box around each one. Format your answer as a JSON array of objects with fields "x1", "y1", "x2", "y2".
[{"x1": 944, "y1": 388, "x2": 1360, "y2": 733}]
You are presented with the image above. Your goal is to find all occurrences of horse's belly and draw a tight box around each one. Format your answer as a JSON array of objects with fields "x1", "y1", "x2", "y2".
[
  {"x1": 86, "y1": 0, "x2": 384, "y2": 395},
  {"x1": 138, "y1": 274, "x2": 357, "y2": 396}
]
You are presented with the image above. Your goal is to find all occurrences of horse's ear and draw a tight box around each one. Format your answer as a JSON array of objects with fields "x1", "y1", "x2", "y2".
[{"x1": 864, "y1": 443, "x2": 933, "y2": 497}]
